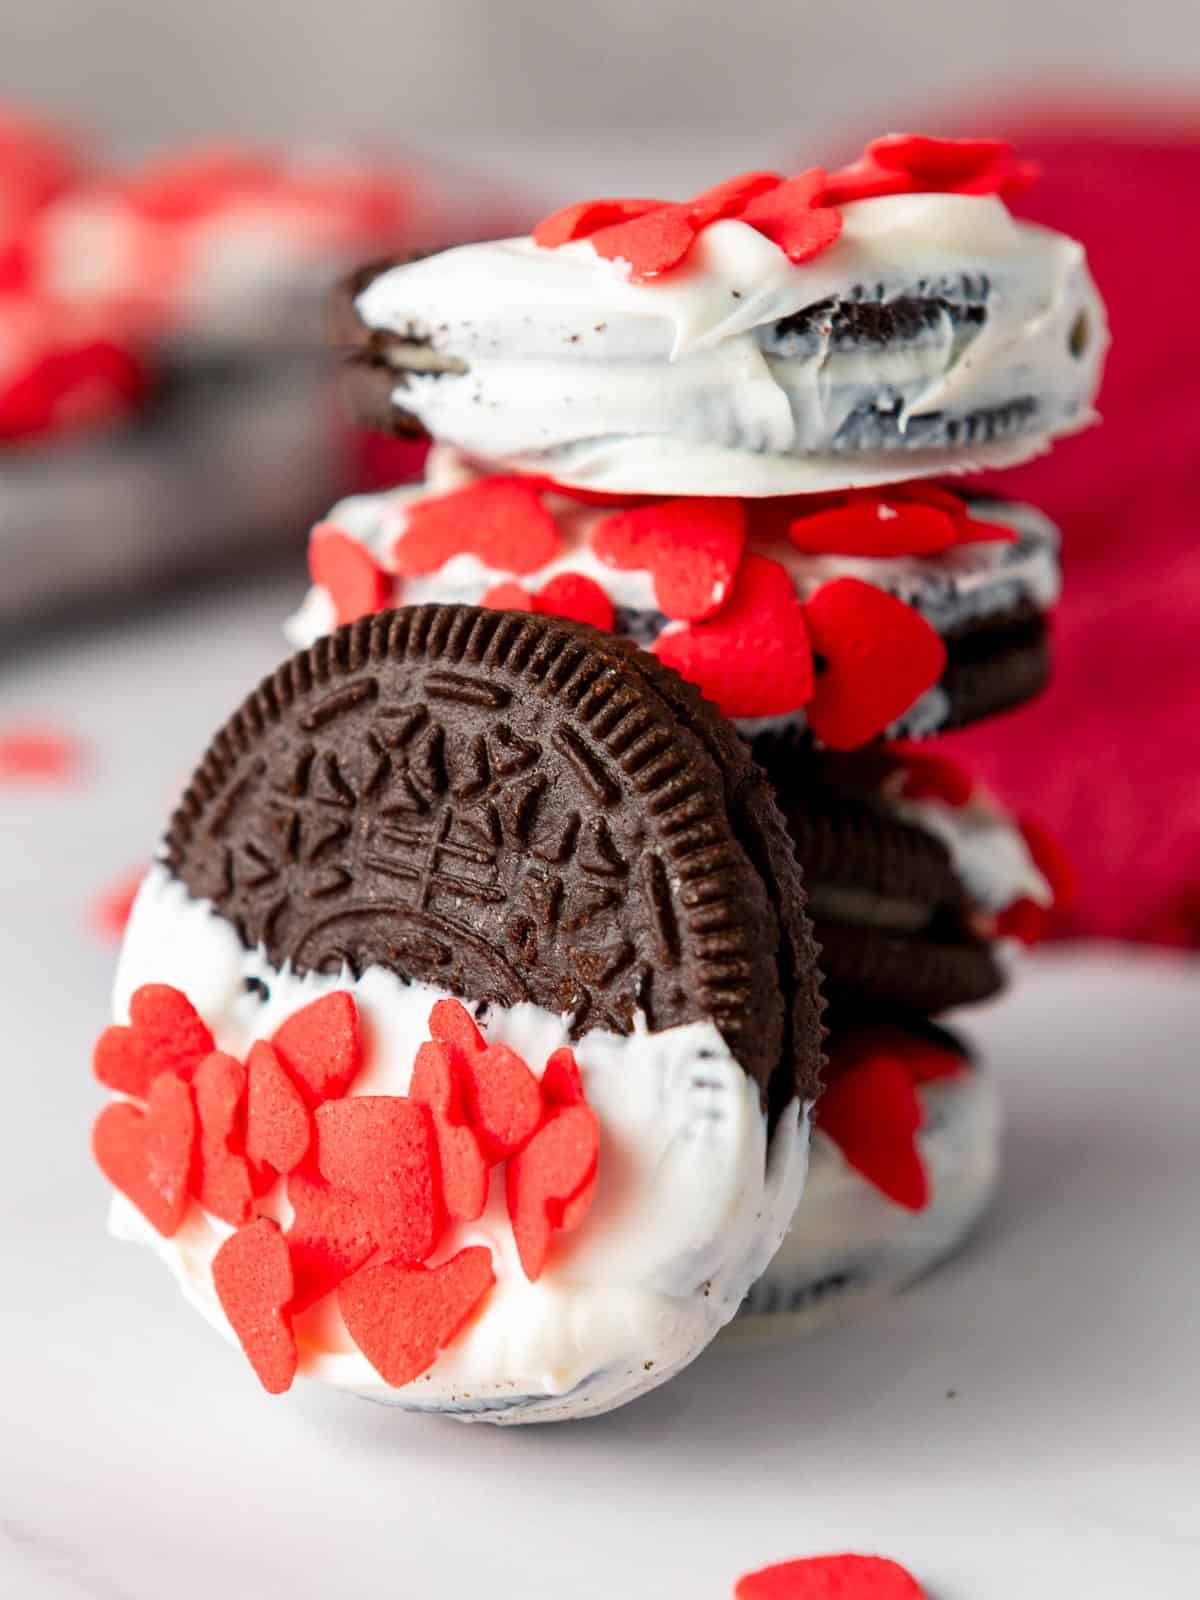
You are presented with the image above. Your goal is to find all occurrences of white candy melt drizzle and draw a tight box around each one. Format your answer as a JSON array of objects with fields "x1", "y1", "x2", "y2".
[
  {"x1": 737, "y1": 1063, "x2": 1001, "y2": 1328},
  {"x1": 888, "y1": 782, "x2": 1053, "y2": 913},
  {"x1": 108, "y1": 866, "x2": 809, "y2": 1422},
  {"x1": 355, "y1": 195, "x2": 1107, "y2": 496}
]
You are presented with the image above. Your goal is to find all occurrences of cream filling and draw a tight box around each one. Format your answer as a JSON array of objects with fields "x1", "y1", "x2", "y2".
[
  {"x1": 107, "y1": 866, "x2": 809, "y2": 1421},
  {"x1": 888, "y1": 787, "x2": 1052, "y2": 914},
  {"x1": 735, "y1": 1062, "x2": 1000, "y2": 1330},
  {"x1": 355, "y1": 195, "x2": 1107, "y2": 496}
]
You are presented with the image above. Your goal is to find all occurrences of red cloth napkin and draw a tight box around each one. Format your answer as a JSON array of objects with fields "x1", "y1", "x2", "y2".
[{"x1": 939, "y1": 118, "x2": 1200, "y2": 946}]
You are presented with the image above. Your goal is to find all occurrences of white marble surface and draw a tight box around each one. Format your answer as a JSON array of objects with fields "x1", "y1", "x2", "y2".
[{"x1": 3, "y1": 574, "x2": 1199, "y2": 1598}]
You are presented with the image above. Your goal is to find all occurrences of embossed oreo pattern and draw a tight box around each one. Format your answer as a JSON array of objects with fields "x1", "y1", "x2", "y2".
[{"x1": 163, "y1": 606, "x2": 824, "y2": 1103}]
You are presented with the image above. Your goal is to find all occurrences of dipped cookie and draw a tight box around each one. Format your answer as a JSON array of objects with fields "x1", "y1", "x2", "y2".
[
  {"x1": 91, "y1": 605, "x2": 824, "y2": 1421},
  {"x1": 286, "y1": 448, "x2": 1060, "y2": 747},
  {"x1": 736, "y1": 1018, "x2": 999, "y2": 1331},
  {"x1": 751, "y1": 741, "x2": 1069, "y2": 1015},
  {"x1": 337, "y1": 134, "x2": 1106, "y2": 497}
]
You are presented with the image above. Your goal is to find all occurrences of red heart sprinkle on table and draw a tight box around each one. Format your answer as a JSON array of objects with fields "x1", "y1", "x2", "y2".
[
  {"x1": 393, "y1": 476, "x2": 561, "y2": 576},
  {"x1": 457, "y1": 1041, "x2": 544, "y2": 1165},
  {"x1": 93, "y1": 983, "x2": 215, "y2": 1098},
  {"x1": 507, "y1": 1102, "x2": 600, "y2": 1280},
  {"x1": 92, "y1": 1071, "x2": 196, "y2": 1237},
  {"x1": 308, "y1": 523, "x2": 390, "y2": 626},
  {"x1": 192, "y1": 1050, "x2": 254, "y2": 1227},
  {"x1": 735, "y1": 1552, "x2": 926, "y2": 1599},
  {"x1": 653, "y1": 554, "x2": 814, "y2": 719},
  {"x1": 0, "y1": 724, "x2": 84, "y2": 782},
  {"x1": 591, "y1": 497, "x2": 746, "y2": 621},
  {"x1": 285, "y1": 1170, "x2": 379, "y2": 1311},
  {"x1": 244, "y1": 1039, "x2": 311, "y2": 1185},
  {"x1": 410, "y1": 1041, "x2": 489, "y2": 1223},
  {"x1": 315, "y1": 1096, "x2": 442, "y2": 1262},
  {"x1": 211, "y1": 1217, "x2": 298, "y2": 1395},
  {"x1": 816, "y1": 1056, "x2": 928, "y2": 1211},
  {"x1": 271, "y1": 991, "x2": 362, "y2": 1108},
  {"x1": 803, "y1": 578, "x2": 947, "y2": 750},
  {"x1": 337, "y1": 1246, "x2": 495, "y2": 1388}
]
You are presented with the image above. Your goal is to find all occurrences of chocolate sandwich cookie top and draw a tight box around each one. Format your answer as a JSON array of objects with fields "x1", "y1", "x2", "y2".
[
  {"x1": 287, "y1": 449, "x2": 1060, "y2": 746},
  {"x1": 753, "y1": 738, "x2": 1061, "y2": 1015},
  {"x1": 164, "y1": 603, "x2": 823, "y2": 1107},
  {"x1": 339, "y1": 133, "x2": 1106, "y2": 497}
]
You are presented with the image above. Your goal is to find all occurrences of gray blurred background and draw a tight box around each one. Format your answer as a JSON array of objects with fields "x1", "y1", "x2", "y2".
[{"x1": 5, "y1": 0, "x2": 1197, "y2": 196}]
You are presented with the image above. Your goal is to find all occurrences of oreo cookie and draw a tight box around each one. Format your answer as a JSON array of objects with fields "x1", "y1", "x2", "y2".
[
  {"x1": 94, "y1": 605, "x2": 824, "y2": 1422},
  {"x1": 166, "y1": 604, "x2": 823, "y2": 1108},
  {"x1": 332, "y1": 164, "x2": 1106, "y2": 499},
  {"x1": 285, "y1": 454, "x2": 1061, "y2": 745},
  {"x1": 733, "y1": 1016, "x2": 1001, "y2": 1333},
  {"x1": 753, "y1": 738, "x2": 1055, "y2": 1014}
]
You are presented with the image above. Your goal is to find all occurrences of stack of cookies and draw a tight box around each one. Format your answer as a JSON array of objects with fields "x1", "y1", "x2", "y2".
[{"x1": 91, "y1": 135, "x2": 1105, "y2": 1420}]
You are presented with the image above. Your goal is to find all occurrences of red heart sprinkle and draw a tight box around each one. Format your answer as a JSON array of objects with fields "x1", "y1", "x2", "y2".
[
  {"x1": 410, "y1": 1041, "x2": 488, "y2": 1223},
  {"x1": 816, "y1": 1056, "x2": 928, "y2": 1210},
  {"x1": 735, "y1": 1553, "x2": 926, "y2": 1599},
  {"x1": 687, "y1": 171, "x2": 782, "y2": 227},
  {"x1": 591, "y1": 497, "x2": 746, "y2": 621},
  {"x1": 244, "y1": 1039, "x2": 311, "y2": 1183},
  {"x1": 535, "y1": 573, "x2": 616, "y2": 631},
  {"x1": 788, "y1": 496, "x2": 958, "y2": 558},
  {"x1": 308, "y1": 523, "x2": 390, "y2": 627},
  {"x1": 995, "y1": 815, "x2": 1074, "y2": 944},
  {"x1": 0, "y1": 724, "x2": 83, "y2": 782},
  {"x1": 829, "y1": 1025, "x2": 966, "y2": 1087},
  {"x1": 428, "y1": 998, "x2": 485, "y2": 1061},
  {"x1": 192, "y1": 1051, "x2": 253, "y2": 1227},
  {"x1": 271, "y1": 991, "x2": 362, "y2": 1109},
  {"x1": 315, "y1": 1097, "x2": 442, "y2": 1262},
  {"x1": 821, "y1": 132, "x2": 1039, "y2": 206},
  {"x1": 482, "y1": 573, "x2": 616, "y2": 632},
  {"x1": 285, "y1": 1170, "x2": 379, "y2": 1311},
  {"x1": 653, "y1": 554, "x2": 814, "y2": 719},
  {"x1": 338, "y1": 1246, "x2": 495, "y2": 1388},
  {"x1": 540, "y1": 1046, "x2": 585, "y2": 1108},
  {"x1": 803, "y1": 578, "x2": 947, "y2": 750},
  {"x1": 889, "y1": 745, "x2": 975, "y2": 808},
  {"x1": 457, "y1": 1042, "x2": 544, "y2": 1165},
  {"x1": 532, "y1": 196, "x2": 663, "y2": 249},
  {"x1": 93, "y1": 984, "x2": 215, "y2": 1099},
  {"x1": 481, "y1": 580, "x2": 536, "y2": 612},
  {"x1": 92, "y1": 1071, "x2": 196, "y2": 1237},
  {"x1": 211, "y1": 1217, "x2": 298, "y2": 1395},
  {"x1": 588, "y1": 203, "x2": 699, "y2": 280},
  {"x1": 393, "y1": 477, "x2": 561, "y2": 576},
  {"x1": 507, "y1": 1103, "x2": 600, "y2": 1280},
  {"x1": 738, "y1": 169, "x2": 844, "y2": 263}
]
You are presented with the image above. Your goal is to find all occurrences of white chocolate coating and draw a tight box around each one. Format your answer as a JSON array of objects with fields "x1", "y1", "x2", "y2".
[
  {"x1": 285, "y1": 451, "x2": 1060, "y2": 744},
  {"x1": 355, "y1": 194, "x2": 1107, "y2": 495},
  {"x1": 734, "y1": 1060, "x2": 1000, "y2": 1333},
  {"x1": 106, "y1": 866, "x2": 809, "y2": 1422}
]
